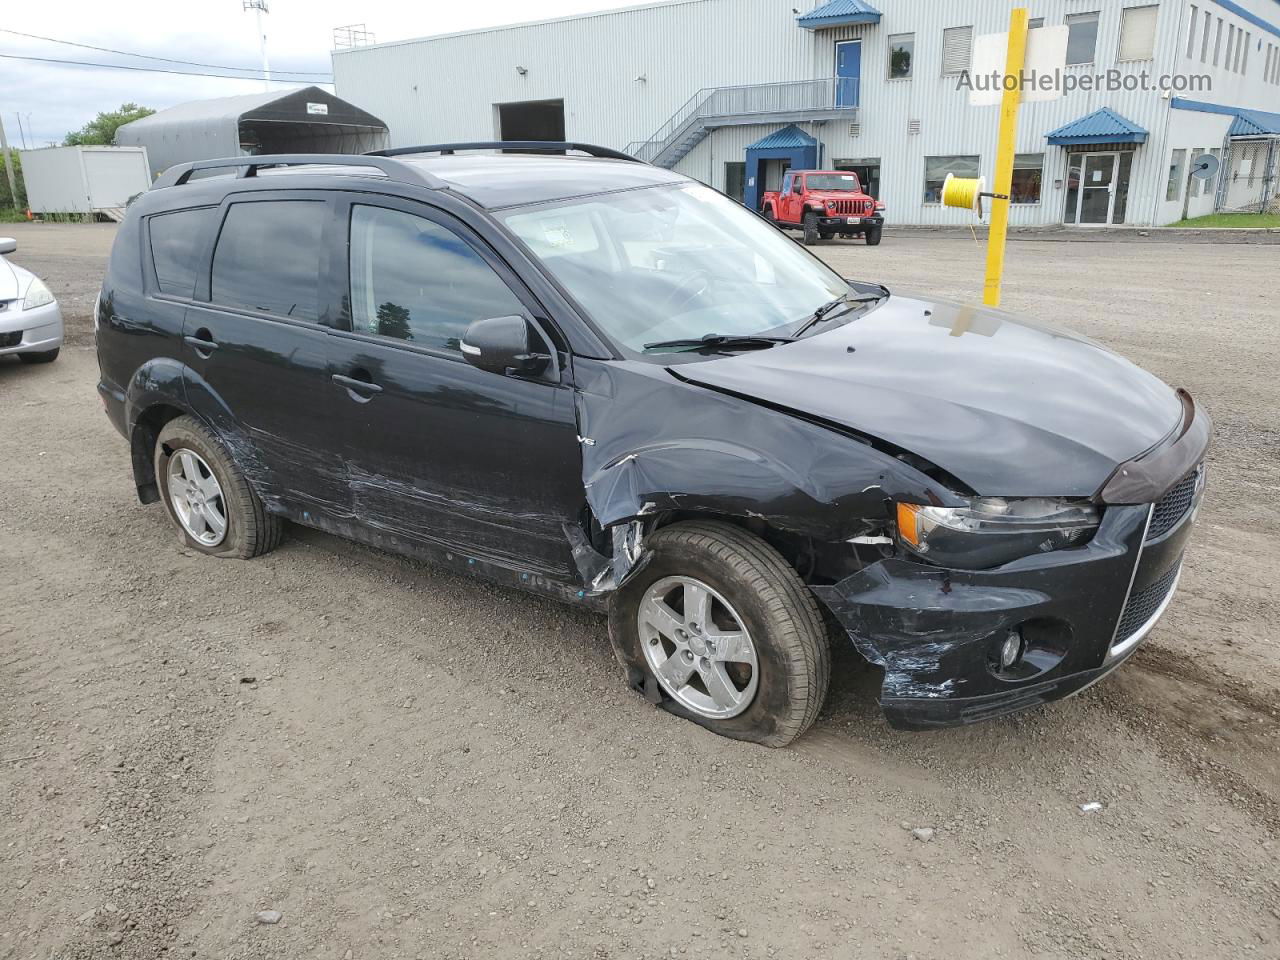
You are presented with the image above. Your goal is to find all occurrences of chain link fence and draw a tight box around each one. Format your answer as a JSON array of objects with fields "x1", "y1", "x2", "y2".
[{"x1": 1216, "y1": 138, "x2": 1279, "y2": 215}]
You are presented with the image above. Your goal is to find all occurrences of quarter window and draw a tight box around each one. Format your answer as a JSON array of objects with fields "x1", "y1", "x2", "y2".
[
  {"x1": 1118, "y1": 5, "x2": 1158, "y2": 62},
  {"x1": 149, "y1": 207, "x2": 216, "y2": 298},
  {"x1": 1011, "y1": 154, "x2": 1044, "y2": 204},
  {"x1": 941, "y1": 26, "x2": 973, "y2": 76},
  {"x1": 888, "y1": 33, "x2": 914, "y2": 79},
  {"x1": 210, "y1": 200, "x2": 326, "y2": 321},
  {"x1": 348, "y1": 205, "x2": 525, "y2": 353},
  {"x1": 924, "y1": 155, "x2": 979, "y2": 203},
  {"x1": 1066, "y1": 12, "x2": 1100, "y2": 65}
]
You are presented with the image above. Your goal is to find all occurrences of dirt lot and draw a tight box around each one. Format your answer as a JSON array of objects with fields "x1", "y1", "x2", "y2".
[{"x1": 2, "y1": 222, "x2": 1278, "y2": 960}]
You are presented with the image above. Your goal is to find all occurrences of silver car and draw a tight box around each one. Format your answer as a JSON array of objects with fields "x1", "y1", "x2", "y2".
[{"x1": 0, "y1": 236, "x2": 63, "y2": 364}]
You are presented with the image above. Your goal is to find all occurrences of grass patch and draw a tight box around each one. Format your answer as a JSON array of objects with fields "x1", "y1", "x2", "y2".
[
  {"x1": 1169, "y1": 212, "x2": 1280, "y2": 228},
  {"x1": 0, "y1": 207, "x2": 28, "y2": 223}
]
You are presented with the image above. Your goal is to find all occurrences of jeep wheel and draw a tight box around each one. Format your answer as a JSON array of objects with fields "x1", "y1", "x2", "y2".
[
  {"x1": 762, "y1": 205, "x2": 777, "y2": 224},
  {"x1": 609, "y1": 521, "x2": 831, "y2": 747},
  {"x1": 802, "y1": 211, "x2": 820, "y2": 246},
  {"x1": 865, "y1": 226, "x2": 883, "y2": 246},
  {"x1": 154, "y1": 415, "x2": 283, "y2": 558}
]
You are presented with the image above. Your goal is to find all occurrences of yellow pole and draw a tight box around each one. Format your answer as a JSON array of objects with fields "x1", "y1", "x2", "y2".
[{"x1": 982, "y1": 8, "x2": 1030, "y2": 308}]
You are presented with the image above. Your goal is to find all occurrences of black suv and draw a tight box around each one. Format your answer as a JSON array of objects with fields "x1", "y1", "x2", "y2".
[{"x1": 97, "y1": 142, "x2": 1210, "y2": 746}]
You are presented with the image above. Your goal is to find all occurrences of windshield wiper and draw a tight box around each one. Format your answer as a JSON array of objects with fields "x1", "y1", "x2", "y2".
[
  {"x1": 791, "y1": 293, "x2": 883, "y2": 339},
  {"x1": 643, "y1": 333, "x2": 792, "y2": 352}
]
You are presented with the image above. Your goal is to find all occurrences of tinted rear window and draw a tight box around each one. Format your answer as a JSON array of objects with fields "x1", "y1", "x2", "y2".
[
  {"x1": 149, "y1": 207, "x2": 216, "y2": 297},
  {"x1": 210, "y1": 200, "x2": 326, "y2": 321}
]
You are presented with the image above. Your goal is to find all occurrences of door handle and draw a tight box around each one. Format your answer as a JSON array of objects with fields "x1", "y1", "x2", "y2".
[
  {"x1": 332, "y1": 373, "x2": 383, "y2": 398},
  {"x1": 183, "y1": 330, "x2": 218, "y2": 357}
]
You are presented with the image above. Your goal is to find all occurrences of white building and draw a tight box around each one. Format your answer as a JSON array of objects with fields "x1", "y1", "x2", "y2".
[{"x1": 332, "y1": 0, "x2": 1280, "y2": 226}]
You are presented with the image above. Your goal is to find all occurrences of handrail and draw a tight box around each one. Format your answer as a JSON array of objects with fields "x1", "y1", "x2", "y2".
[
  {"x1": 153, "y1": 153, "x2": 446, "y2": 190},
  {"x1": 368, "y1": 141, "x2": 641, "y2": 163}
]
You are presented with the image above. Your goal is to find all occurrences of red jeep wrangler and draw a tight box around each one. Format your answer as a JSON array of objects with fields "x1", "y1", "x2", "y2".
[{"x1": 761, "y1": 170, "x2": 884, "y2": 246}]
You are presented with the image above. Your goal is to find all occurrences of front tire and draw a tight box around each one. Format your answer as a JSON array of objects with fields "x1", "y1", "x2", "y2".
[
  {"x1": 18, "y1": 348, "x2": 59, "y2": 364},
  {"x1": 802, "y1": 211, "x2": 820, "y2": 246},
  {"x1": 154, "y1": 415, "x2": 283, "y2": 559},
  {"x1": 865, "y1": 226, "x2": 883, "y2": 246},
  {"x1": 609, "y1": 521, "x2": 831, "y2": 747}
]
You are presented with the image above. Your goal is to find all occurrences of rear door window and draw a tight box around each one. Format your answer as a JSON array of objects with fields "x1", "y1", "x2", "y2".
[
  {"x1": 149, "y1": 207, "x2": 216, "y2": 298},
  {"x1": 347, "y1": 204, "x2": 526, "y2": 353},
  {"x1": 210, "y1": 200, "x2": 326, "y2": 321}
]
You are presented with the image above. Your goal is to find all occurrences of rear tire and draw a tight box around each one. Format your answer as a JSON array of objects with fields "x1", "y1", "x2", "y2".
[
  {"x1": 608, "y1": 521, "x2": 831, "y2": 747},
  {"x1": 802, "y1": 211, "x2": 820, "y2": 246},
  {"x1": 865, "y1": 226, "x2": 883, "y2": 246},
  {"x1": 154, "y1": 415, "x2": 283, "y2": 559},
  {"x1": 762, "y1": 205, "x2": 777, "y2": 224},
  {"x1": 18, "y1": 348, "x2": 59, "y2": 364}
]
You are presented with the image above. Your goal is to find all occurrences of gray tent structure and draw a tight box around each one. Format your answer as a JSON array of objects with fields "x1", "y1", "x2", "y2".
[{"x1": 114, "y1": 86, "x2": 389, "y2": 179}]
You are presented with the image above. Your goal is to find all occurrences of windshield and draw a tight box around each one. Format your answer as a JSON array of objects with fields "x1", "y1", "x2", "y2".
[
  {"x1": 804, "y1": 173, "x2": 861, "y2": 192},
  {"x1": 498, "y1": 182, "x2": 849, "y2": 354}
]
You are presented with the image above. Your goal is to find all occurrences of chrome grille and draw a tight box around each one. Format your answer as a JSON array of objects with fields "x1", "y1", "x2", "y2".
[{"x1": 1147, "y1": 467, "x2": 1200, "y2": 540}]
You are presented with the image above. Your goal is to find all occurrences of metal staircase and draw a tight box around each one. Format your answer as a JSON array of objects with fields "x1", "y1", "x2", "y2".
[{"x1": 626, "y1": 77, "x2": 860, "y2": 168}]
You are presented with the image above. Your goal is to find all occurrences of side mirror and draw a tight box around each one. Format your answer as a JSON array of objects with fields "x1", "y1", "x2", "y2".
[
  {"x1": 460, "y1": 315, "x2": 550, "y2": 377},
  {"x1": 0, "y1": 237, "x2": 16, "y2": 255}
]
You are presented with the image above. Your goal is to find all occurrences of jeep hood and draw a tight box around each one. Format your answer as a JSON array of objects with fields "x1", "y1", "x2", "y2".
[{"x1": 675, "y1": 295, "x2": 1184, "y2": 499}]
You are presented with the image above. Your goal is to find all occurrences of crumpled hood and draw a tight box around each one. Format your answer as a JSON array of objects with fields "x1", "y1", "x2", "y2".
[
  {"x1": 0, "y1": 256, "x2": 21, "y2": 302},
  {"x1": 676, "y1": 295, "x2": 1184, "y2": 498}
]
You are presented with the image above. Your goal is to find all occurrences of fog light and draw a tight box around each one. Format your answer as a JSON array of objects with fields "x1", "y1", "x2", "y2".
[{"x1": 1000, "y1": 631, "x2": 1023, "y2": 669}]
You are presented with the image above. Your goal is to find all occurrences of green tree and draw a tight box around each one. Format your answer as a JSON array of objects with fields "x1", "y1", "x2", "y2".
[
  {"x1": 0, "y1": 149, "x2": 26, "y2": 212},
  {"x1": 63, "y1": 103, "x2": 155, "y2": 146},
  {"x1": 376, "y1": 302, "x2": 413, "y2": 341}
]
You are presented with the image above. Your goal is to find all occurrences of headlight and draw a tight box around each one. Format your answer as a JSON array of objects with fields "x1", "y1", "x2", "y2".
[
  {"x1": 23, "y1": 278, "x2": 55, "y2": 310},
  {"x1": 826, "y1": 201, "x2": 835, "y2": 209},
  {"x1": 895, "y1": 497, "x2": 1101, "y2": 569}
]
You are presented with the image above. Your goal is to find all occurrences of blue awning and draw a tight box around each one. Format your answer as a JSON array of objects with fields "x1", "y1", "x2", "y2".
[
  {"x1": 1229, "y1": 108, "x2": 1280, "y2": 137},
  {"x1": 1171, "y1": 98, "x2": 1280, "y2": 138},
  {"x1": 1046, "y1": 107, "x2": 1148, "y2": 146},
  {"x1": 796, "y1": 0, "x2": 882, "y2": 30},
  {"x1": 745, "y1": 125, "x2": 818, "y2": 150}
]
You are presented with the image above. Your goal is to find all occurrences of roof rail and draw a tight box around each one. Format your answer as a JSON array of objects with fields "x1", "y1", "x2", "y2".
[
  {"x1": 152, "y1": 154, "x2": 447, "y2": 190},
  {"x1": 366, "y1": 141, "x2": 642, "y2": 163}
]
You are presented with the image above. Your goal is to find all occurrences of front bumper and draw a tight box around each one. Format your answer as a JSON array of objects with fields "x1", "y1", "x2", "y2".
[
  {"x1": 0, "y1": 300, "x2": 63, "y2": 356},
  {"x1": 818, "y1": 215, "x2": 883, "y2": 231},
  {"x1": 812, "y1": 400, "x2": 1210, "y2": 730}
]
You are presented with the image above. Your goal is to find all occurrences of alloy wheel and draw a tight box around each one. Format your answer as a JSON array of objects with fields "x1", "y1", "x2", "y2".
[
  {"x1": 637, "y1": 575, "x2": 759, "y2": 719},
  {"x1": 167, "y1": 449, "x2": 228, "y2": 547}
]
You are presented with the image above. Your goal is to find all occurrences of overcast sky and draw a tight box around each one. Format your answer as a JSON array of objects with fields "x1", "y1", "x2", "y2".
[{"x1": 1, "y1": 0, "x2": 637, "y2": 148}]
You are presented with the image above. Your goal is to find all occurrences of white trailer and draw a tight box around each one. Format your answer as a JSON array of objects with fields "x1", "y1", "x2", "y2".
[{"x1": 19, "y1": 145, "x2": 152, "y2": 220}]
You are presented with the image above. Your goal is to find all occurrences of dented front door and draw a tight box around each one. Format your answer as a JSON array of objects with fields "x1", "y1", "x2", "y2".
[{"x1": 327, "y1": 195, "x2": 585, "y2": 578}]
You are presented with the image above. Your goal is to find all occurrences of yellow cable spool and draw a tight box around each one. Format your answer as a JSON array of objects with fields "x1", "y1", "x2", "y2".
[{"x1": 942, "y1": 172, "x2": 986, "y2": 213}]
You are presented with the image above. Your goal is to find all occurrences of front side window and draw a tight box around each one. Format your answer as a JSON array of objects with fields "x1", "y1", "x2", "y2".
[
  {"x1": 1066, "y1": 12, "x2": 1100, "y2": 65},
  {"x1": 923, "y1": 155, "x2": 979, "y2": 203},
  {"x1": 1118, "y1": 5, "x2": 1158, "y2": 61},
  {"x1": 149, "y1": 207, "x2": 216, "y2": 298},
  {"x1": 348, "y1": 205, "x2": 525, "y2": 353},
  {"x1": 1011, "y1": 154, "x2": 1044, "y2": 204},
  {"x1": 210, "y1": 200, "x2": 325, "y2": 321},
  {"x1": 498, "y1": 183, "x2": 848, "y2": 356},
  {"x1": 888, "y1": 33, "x2": 914, "y2": 79}
]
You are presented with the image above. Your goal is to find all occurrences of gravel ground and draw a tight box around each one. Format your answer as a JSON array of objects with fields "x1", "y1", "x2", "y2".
[{"x1": 2, "y1": 222, "x2": 1278, "y2": 960}]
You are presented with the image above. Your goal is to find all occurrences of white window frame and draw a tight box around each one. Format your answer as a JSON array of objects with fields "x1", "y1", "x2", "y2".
[
  {"x1": 1118, "y1": 5, "x2": 1159, "y2": 62},
  {"x1": 941, "y1": 26, "x2": 973, "y2": 76},
  {"x1": 887, "y1": 32, "x2": 915, "y2": 80},
  {"x1": 1065, "y1": 11, "x2": 1101, "y2": 66}
]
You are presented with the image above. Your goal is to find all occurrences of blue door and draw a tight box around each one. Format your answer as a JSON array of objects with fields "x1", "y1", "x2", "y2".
[{"x1": 835, "y1": 40, "x2": 861, "y2": 107}]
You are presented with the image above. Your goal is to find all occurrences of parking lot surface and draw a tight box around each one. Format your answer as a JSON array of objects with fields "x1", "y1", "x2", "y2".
[{"x1": 2, "y1": 222, "x2": 1278, "y2": 959}]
